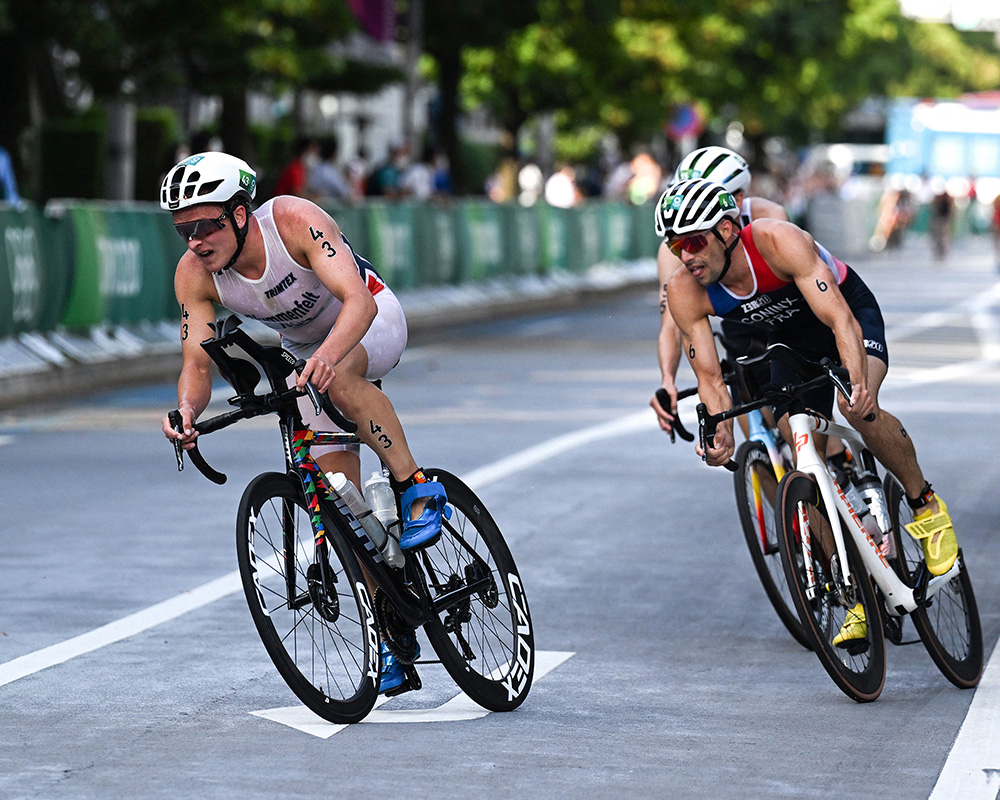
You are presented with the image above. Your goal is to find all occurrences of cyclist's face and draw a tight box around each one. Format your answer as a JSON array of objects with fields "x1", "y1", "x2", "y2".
[{"x1": 172, "y1": 204, "x2": 237, "y2": 272}]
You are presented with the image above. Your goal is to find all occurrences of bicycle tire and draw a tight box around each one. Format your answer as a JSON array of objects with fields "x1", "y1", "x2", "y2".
[
  {"x1": 884, "y1": 475, "x2": 983, "y2": 688},
  {"x1": 733, "y1": 440, "x2": 812, "y2": 650},
  {"x1": 417, "y1": 468, "x2": 534, "y2": 712},
  {"x1": 776, "y1": 471, "x2": 886, "y2": 702},
  {"x1": 236, "y1": 472, "x2": 379, "y2": 723}
]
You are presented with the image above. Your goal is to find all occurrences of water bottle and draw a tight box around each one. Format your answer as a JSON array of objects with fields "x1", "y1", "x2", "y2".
[
  {"x1": 364, "y1": 472, "x2": 401, "y2": 536},
  {"x1": 364, "y1": 471, "x2": 405, "y2": 565},
  {"x1": 857, "y1": 474, "x2": 892, "y2": 542},
  {"x1": 833, "y1": 468, "x2": 880, "y2": 540},
  {"x1": 326, "y1": 472, "x2": 405, "y2": 568}
]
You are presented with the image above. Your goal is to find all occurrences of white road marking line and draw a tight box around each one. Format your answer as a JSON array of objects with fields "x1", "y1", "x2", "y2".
[
  {"x1": 927, "y1": 640, "x2": 1000, "y2": 800},
  {"x1": 0, "y1": 435, "x2": 13, "y2": 446},
  {"x1": 0, "y1": 413, "x2": 654, "y2": 687},
  {"x1": 251, "y1": 650, "x2": 575, "y2": 738}
]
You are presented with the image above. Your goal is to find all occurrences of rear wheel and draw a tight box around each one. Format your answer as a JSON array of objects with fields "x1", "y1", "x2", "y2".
[
  {"x1": 776, "y1": 471, "x2": 886, "y2": 702},
  {"x1": 236, "y1": 472, "x2": 379, "y2": 723},
  {"x1": 417, "y1": 469, "x2": 534, "y2": 712},
  {"x1": 884, "y1": 475, "x2": 982, "y2": 688},
  {"x1": 733, "y1": 440, "x2": 812, "y2": 650}
]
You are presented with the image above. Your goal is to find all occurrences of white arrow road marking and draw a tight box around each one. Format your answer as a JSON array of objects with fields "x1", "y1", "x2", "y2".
[{"x1": 250, "y1": 650, "x2": 575, "y2": 738}]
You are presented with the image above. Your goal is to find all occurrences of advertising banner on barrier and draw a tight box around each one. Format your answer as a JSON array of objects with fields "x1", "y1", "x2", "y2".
[
  {"x1": 413, "y1": 203, "x2": 459, "y2": 286},
  {"x1": 499, "y1": 204, "x2": 543, "y2": 277},
  {"x1": 0, "y1": 204, "x2": 73, "y2": 337},
  {"x1": 456, "y1": 201, "x2": 504, "y2": 282},
  {"x1": 365, "y1": 202, "x2": 416, "y2": 290},
  {"x1": 539, "y1": 204, "x2": 570, "y2": 273}
]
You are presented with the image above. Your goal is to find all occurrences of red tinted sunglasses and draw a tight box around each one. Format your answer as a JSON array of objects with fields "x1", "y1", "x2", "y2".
[{"x1": 666, "y1": 232, "x2": 710, "y2": 257}]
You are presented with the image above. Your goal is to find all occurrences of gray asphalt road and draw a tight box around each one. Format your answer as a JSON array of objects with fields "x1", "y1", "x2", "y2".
[{"x1": 2, "y1": 233, "x2": 998, "y2": 799}]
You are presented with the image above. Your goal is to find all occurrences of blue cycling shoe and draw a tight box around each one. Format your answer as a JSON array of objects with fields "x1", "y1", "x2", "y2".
[
  {"x1": 399, "y1": 480, "x2": 451, "y2": 550},
  {"x1": 380, "y1": 641, "x2": 420, "y2": 694}
]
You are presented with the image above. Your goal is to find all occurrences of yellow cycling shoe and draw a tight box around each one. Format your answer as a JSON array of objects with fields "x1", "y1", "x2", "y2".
[
  {"x1": 833, "y1": 603, "x2": 867, "y2": 649},
  {"x1": 905, "y1": 496, "x2": 958, "y2": 576}
]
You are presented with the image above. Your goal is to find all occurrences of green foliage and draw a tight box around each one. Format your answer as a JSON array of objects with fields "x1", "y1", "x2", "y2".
[
  {"x1": 135, "y1": 106, "x2": 182, "y2": 202},
  {"x1": 39, "y1": 111, "x2": 106, "y2": 201}
]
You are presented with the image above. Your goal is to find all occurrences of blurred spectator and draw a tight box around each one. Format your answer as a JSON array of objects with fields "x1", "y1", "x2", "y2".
[
  {"x1": 870, "y1": 181, "x2": 913, "y2": 252},
  {"x1": 0, "y1": 146, "x2": 21, "y2": 204},
  {"x1": 366, "y1": 142, "x2": 410, "y2": 199},
  {"x1": 432, "y1": 152, "x2": 453, "y2": 197},
  {"x1": 992, "y1": 193, "x2": 1000, "y2": 270},
  {"x1": 544, "y1": 164, "x2": 580, "y2": 208},
  {"x1": 626, "y1": 151, "x2": 662, "y2": 205},
  {"x1": 518, "y1": 162, "x2": 543, "y2": 206},
  {"x1": 346, "y1": 147, "x2": 370, "y2": 202},
  {"x1": 486, "y1": 151, "x2": 518, "y2": 203},
  {"x1": 400, "y1": 144, "x2": 436, "y2": 201},
  {"x1": 273, "y1": 136, "x2": 320, "y2": 198},
  {"x1": 929, "y1": 178, "x2": 954, "y2": 260},
  {"x1": 603, "y1": 156, "x2": 634, "y2": 200},
  {"x1": 308, "y1": 137, "x2": 352, "y2": 204}
]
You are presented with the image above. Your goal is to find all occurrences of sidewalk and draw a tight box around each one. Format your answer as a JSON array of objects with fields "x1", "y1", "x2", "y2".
[{"x1": 0, "y1": 259, "x2": 658, "y2": 410}]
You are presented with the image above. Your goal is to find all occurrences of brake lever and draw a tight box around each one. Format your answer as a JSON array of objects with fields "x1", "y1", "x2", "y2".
[
  {"x1": 293, "y1": 360, "x2": 324, "y2": 416},
  {"x1": 655, "y1": 388, "x2": 694, "y2": 443},
  {"x1": 168, "y1": 409, "x2": 185, "y2": 472},
  {"x1": 696, "y1": 402, "x2": 738, "y2": 472},
  {"x1": 821, "y1": 358, "x2": 876, "y2": 422}
]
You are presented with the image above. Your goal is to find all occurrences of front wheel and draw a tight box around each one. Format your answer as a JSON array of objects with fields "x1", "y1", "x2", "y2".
[
  {"x1": 236, "y1": 472, "x2": 379, "y2": 723},
  {"x1": 417, "y1": 469, "x2": 534, "y2": 712},
  {"x1": 776, "y1": 471, "x2": 886, "y2": 702},
  {"x1": 733, "y1": 440, "x2": 812, "y2": 650},
  {"x1": 885, "y1": 475, "x2": 983, "y2": 688}
]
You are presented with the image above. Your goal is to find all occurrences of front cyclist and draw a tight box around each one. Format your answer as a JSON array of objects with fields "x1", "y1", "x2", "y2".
[
  {"x1": 657, "y1": 178, "x2": 959, "y2": 648},
  {"x1": 652, "y1": 146, "x2": 788, "y2": 436},
  {"x1": 158, "y1": 151, "x2": 444, "y2": 693}
]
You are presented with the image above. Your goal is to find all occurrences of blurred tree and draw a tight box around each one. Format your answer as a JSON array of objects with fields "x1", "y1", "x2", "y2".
[
  {"x1": 0, "y1": 0, "x2": 402, "y2": 199},
  {"x1": 463, "y1": 0, "x2": 1000, "y2": 165},
  {"x1": 422, "y1": 0, "x2": 541, "y2": 193}
]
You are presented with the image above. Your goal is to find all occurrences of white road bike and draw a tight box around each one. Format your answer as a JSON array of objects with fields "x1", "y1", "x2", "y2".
[{"x1": 698, "y1": 344, "x2": 982, "y2": 702}]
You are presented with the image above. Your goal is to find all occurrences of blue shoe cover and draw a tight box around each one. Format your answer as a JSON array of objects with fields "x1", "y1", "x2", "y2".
[
  {"x1": 380, "y1": 641, "x2": 419, "y2": 694},
  {"x1": 399, "y1": 481, "x2": 451, "y2": 550}
]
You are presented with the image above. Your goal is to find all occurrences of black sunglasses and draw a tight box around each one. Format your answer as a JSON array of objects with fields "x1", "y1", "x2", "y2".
[{"x1": 173, "y1": 210, "x2": 229, "y2": 241}]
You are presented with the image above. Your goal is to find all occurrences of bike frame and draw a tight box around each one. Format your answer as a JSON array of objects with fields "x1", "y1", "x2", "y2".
[{"x1": 787, "y1": 411, "x2": 960, "y2": 616}]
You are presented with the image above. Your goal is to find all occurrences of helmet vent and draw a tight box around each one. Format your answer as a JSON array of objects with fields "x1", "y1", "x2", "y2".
[{"x1": 198, "y1": 179, "x2": 224, "y2": 197}]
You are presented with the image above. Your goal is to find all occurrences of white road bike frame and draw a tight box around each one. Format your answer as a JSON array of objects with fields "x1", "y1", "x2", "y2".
[{"x1": 787, "y1": 411, "x2": 960, "y2": 616}]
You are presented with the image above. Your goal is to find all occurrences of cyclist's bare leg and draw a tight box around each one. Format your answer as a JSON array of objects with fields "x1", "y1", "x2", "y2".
[
  {"x1": 848, "y1": 356, "x2": 940, "y2": 515},
  {"x1": 325, "y1": 343, "x2": 428, "y2": 518}
]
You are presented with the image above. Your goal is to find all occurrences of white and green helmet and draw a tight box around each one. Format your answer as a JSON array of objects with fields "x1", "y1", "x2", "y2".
[
  {"x1": 160, "y1": 151, "x2": 257, "y2": 211},
  {"x1": 673, "y1": 146, "x2": 751, "y2": 195},
  {"x1": 654, "y1": 178, "x2": 740, "y2": 238}
]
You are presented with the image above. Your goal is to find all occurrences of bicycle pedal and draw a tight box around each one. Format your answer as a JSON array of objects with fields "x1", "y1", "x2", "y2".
[
  {"x1": 384, "y1": 665, "x2": 422, "y2": 697},
  {"x1": 841, "y1": 638, "x2": 870, "y2": 656}
]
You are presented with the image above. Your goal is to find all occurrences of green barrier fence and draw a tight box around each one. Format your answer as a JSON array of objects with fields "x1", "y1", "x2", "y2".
[
  {"x1": 0, "y1": 204, "x2": 74, "y2": 337},
  {"x1": 0, "y1": 198, "x2": 660, "y2": 339}
]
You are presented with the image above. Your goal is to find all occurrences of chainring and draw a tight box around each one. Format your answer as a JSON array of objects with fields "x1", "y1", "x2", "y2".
[{"x1": 375, "y1": 588, "x2": 419, "y2": 663}]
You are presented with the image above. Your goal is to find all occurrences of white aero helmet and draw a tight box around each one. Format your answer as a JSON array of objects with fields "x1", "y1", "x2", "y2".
[
  {"x1": 673, "y1": 146, "x2": 751, "y2": 196},
  {"x1": 160, "y1": 151, "x2": 257, "y2": 212},
  {"x1": 654, "y1": 178, "x2": 740, "y2": 238}
]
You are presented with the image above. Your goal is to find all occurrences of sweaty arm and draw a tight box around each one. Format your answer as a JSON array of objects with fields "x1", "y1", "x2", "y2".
[
  {"x1": 273, "y1": 196, "x2": 377, "y2": 394},
  {"x1": 652, "y1": 241, "x2": 686, "y2": 431},
  {"x1": 750, "y1": 219, "x2": 874, "y2": 420},
  {"x1": 162, "y1": 258, "x2": 222, "y2": 447},
  {"x1": 666, "y1": 272, "x2": 735, "y2": 465}
]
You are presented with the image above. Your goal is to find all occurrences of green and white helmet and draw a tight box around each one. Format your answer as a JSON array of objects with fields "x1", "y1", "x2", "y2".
[
  {"x1": 160, "y1": 151, "x2": 257, "y2": 211},
  {"x1": 654, "y1": 179, "x2": 740, "y2": 238},
  {"x1": 673, "y1": 146, "x2": 751, "y2": 195}
]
